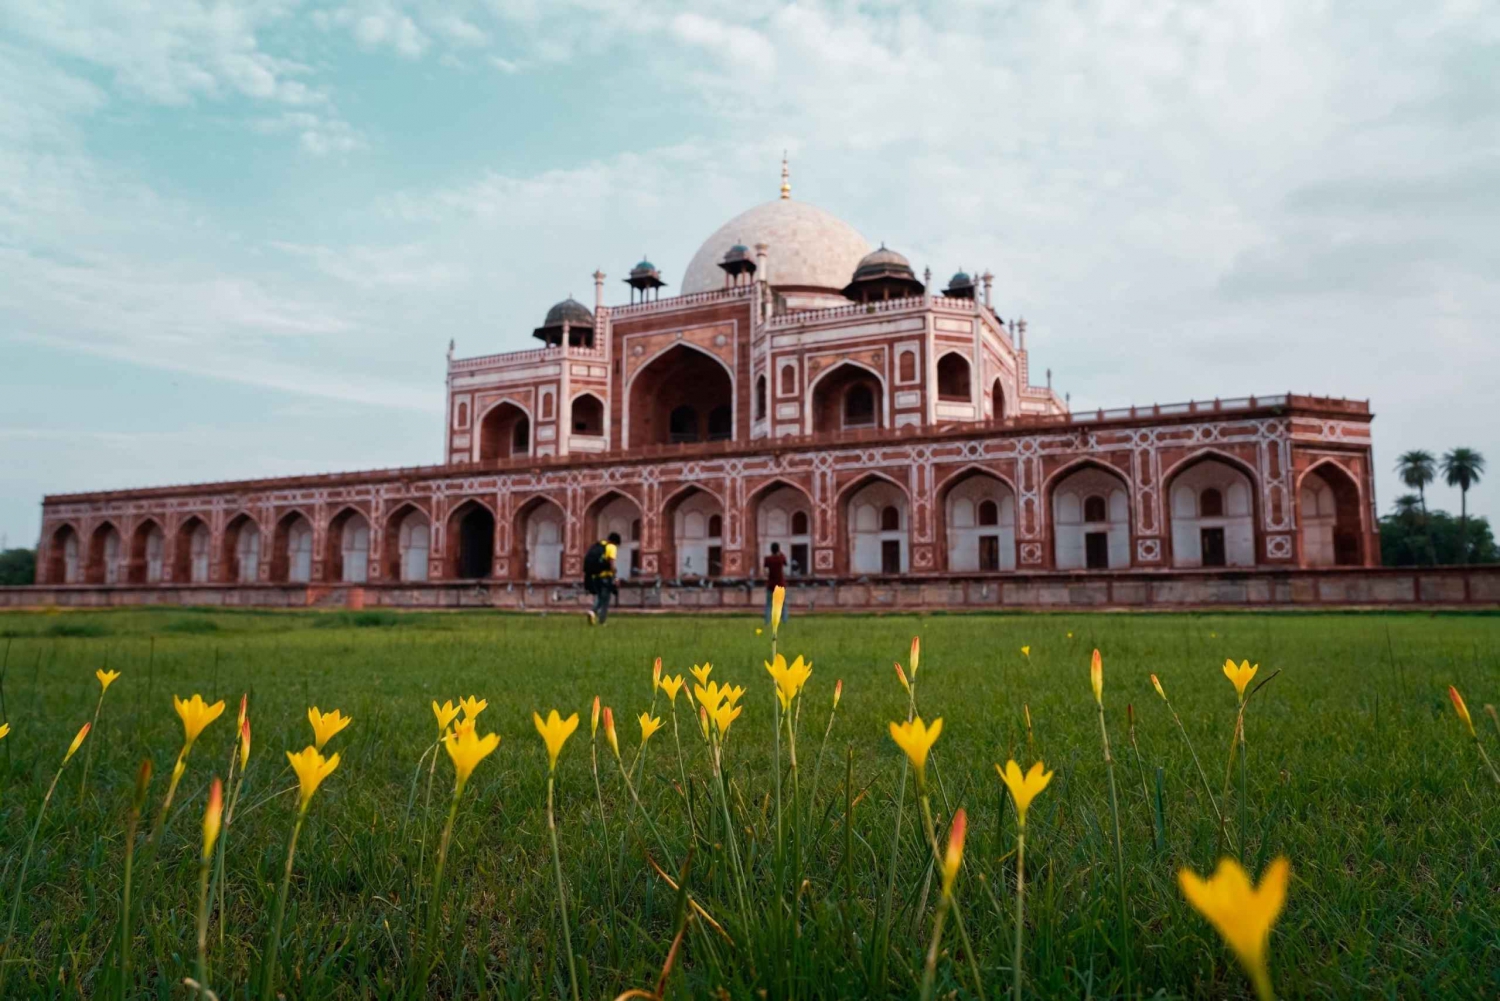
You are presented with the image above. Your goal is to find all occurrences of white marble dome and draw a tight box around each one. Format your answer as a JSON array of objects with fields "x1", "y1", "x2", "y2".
[{"x1": 681, "y1": 199, "x2": 872, "y2": 295}]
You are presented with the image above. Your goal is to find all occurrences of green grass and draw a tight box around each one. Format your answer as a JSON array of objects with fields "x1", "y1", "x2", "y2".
[{"x1": 0, "y1": 607, "x2": 1496, "y2": 999}]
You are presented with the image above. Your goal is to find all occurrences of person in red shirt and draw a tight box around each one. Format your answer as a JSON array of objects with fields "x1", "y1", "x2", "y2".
[{"x1": 763, "y1": 542, "x2": 788, "y2": 626}]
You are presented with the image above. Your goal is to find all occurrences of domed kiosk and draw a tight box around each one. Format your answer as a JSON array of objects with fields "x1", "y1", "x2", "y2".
[{"x1": 532, "y1": 297, "x2": 595, "y2": 347}]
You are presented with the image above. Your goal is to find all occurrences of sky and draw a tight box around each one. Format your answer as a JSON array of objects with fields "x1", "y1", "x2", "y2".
[{"x1": 2, "y1": 0, "x2": 1498, "y2": 549}]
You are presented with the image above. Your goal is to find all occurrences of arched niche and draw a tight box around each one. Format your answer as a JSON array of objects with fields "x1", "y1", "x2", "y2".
[
  {"x1": 446, "y1": 500, "x2": 495, "y2": 580},
  {"x1": 668, "y1": 488, "x2": 724, "y2": 577},
  {"x1": 754, "y1": 483, "x2": 813, "y2": 577},
  {"x1": 589, "y1": 491, "x2": 642, "y2": 580},
  {"x1": 845, "y1": 477, "x2": 908, "y2": 574},
  {"x1": 223, "y1": 513, "x2": 261, "y2": 583},
  {"x1": 811, "y1": 363, "x2": 884, "y2": 433},
  {"x1": 517, "y1": 497, "x2": 566, "y2": 581},
  {"x1": 384, "y1": 505, "x2": 431, "y2": 582},
  {"x1": 942, "y1": 471, "x2": 1017, "y2": 571},
  {"x1": 937, "y1": 352, "x2": 972, "y2": 401},
  {"x1": 1051, "y1": 464, "x2": 1131, "y2": 570},
  {"x1": 49, "y1": 524, "x2": 81, "y2": 584},
  {"x1": 571, "y1": 394, "x2": 604, "y2": 437},
  {"x1": 477, "y1": 402, "x2": 530, "y2": 461},
  {"x1": 272, "y1": 512, "x2": 315, "y2": 583},
  {"x1": 327, "y1": 508, "x2": 371, "y2": 583},
  {"x1": 129, "y1": 519, "x2": 166, "y2": 584},
  {"x1": 1168, "y1": 457, "x2": 1256, "y2": 567},
  {"x1": 628, "y1": 344, "x2": 734, "y2": 448},
  {"x1": 87, "y1": 521, "x2": 124, "y2": 584},
  {"x1": 1299, "y1": 463, "x2": 1364, "y2": 566},
  {"x1": 174, "y1": 517, "x2": 212, "y2": 584}
]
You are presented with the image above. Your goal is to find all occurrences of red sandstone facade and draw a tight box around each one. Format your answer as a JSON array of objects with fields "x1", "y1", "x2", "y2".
[{"x1": 32, "y1": 183, "x2": 1381, "y2": 599}]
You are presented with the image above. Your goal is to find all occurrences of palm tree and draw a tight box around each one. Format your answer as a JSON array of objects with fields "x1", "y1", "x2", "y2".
[
  {"x1": 1396, "y1": 450, "x2": 1438, "y2": 563},
  {"x1": 1441, "y1": 448, "x2": 1486, "y2": 563},
  {"x1": 1392, "y1": 494, "x2": 1422, "y2": 520}
]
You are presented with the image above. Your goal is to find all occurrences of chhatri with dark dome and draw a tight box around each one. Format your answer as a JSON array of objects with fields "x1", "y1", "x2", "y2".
[{"x1": 33, "y1": 160, "x2": 1379, "y2": 606}]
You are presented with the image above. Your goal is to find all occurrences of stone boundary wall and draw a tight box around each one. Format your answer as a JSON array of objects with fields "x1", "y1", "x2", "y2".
[{"x1": 3, "y1": 566, "x2": 1497, "y2": 612}]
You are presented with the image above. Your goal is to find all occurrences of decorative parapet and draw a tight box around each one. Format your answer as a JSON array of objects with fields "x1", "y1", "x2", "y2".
[
  {"x1": 608, "y1": 284, "x2": 755, "y2": 320},
  {"x1": 449, "y1": 342, "x2": 606, "y2": 374}
]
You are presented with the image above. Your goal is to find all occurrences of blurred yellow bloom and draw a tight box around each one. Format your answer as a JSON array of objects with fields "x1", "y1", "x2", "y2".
[
  {"x1": 450, "y1": 717, "x2": 476, "y2": 741},
  {"x1": 591, "y1": 695, "x2": 601, "y2": 737},
  {"x1": 286, "y1": 746, "x2": 340, "y2": 810},
  {"x1": 709, "y1": 700, "x2": 743, "y2": 736},
  {"x1": 1223, "y1": 660, "x2": 1259, "y2": 703},
  {"x1": 690, "y1": 663, "x2": 713, "y2": 686},
  {"x1": 534, "y1": 710, "x2": 579, "y2": 771},
  {"x1": 996, "y1": 759, "x2": 1054, "y2": 826},
  {"x1": 1151, "y1": 674, "x2": 1167, "y2": 700},
  {"x1": 0, "y1": 723, "x2": 9, "y2": 741},
  {"x1": 64, "y1": 722, "x2": 91, "y2": 763},
  {"x1": 909, "y1": 636, "x2": 920, "y2": 677},
  {"x1": 1021, "y1": 646, "x2": 1030, "y2": 658},
  {"x1": 307, "y1": 706, "x2": 351, "y2": 751},
  {"x1": 888, "y1": 716, "x2": 942, "y2": 784},
  {"x1": 602, "y1": 706, "x2": 620, "y2": 759},
  {"x1": 694, "y1": 680, "x2": 744, "y2": 715},
  {"x1": 174, "y1": 694, "x2": 226, "y2": 748},
  {"x1": 96, "y1": 668, "x2": 121, "y2": 692},
  {"x1": 237, "y1": 693, "x2": 248, "y2": 732},
  {"x1": 202, "y1": 777, "x2": 223, "y2": 862},
  {"x1": 652, "y1": 657, "x2": 662, "y2": 693},
  {"x1": 940, "y1": 808, "x2": 966, "y2": 898},
  {"x1": 239, "y1": 717, "x2": 251, "y2": 770},
  {"x1": 433, "y1": 700, "x2": 461, "y2": 735},
  {"x1": 894, "y1": 662, "x2": 911, "y2": 694},
  {"x1": 833, "y1": 679, "x2": 843, "y2": 709},
  {"x1": 755, "y1": 628, "x2": 763, "y2": 636},
  {"x1": 1448, "y1": 686, "x2": 1475, "y2": 737},
  {"x1": 765, "y1": 654, "x2": 812, "y2": 711},
  {"x1": 1178, "y1": 856, "x2": 1290, "y2": 1000},
  {"x1": 659, "y1": 675, "x2": 685, "y2": 703},
  {"x1": 444, "y1": 725, "x2": 501, "y2": 788},
  {"x1": 1090, "y1": 649, "x2": 1104, "y2": 706},
  {"x1": 459, "y1": 696, "x2": 487, "y2": 720},
  {"x1": 770, "y1": 586, "x2": 786, "y2": 637},
  {"x1": 638, "y1": 712, "x2": 663, "y2": 743},
  {"x1": 1067, "y1": 631, "x2": 1074, "y2": 639}
]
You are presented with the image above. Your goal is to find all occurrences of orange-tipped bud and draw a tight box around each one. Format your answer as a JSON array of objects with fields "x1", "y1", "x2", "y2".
[
  {"x1": 602, "y1": 706, "x2": 620, "y2": 759},
  {"x1": 64, "y1": 722, "x2": 91, "y2": 764},
  {"x1": 941, "y1": 808, "x2": 966, "y2": 898},
  {"x1": 1127, "y1": 703, "x2": 1136, "y2": 728},
  {"x1": 131, "y1": 758, "x2": 154, "y2": 812},
  {"x1": 1151, "y1": 674, "x2": 1167, "y2": 700},
  {"x1": 239, "y1": 716, "x2": 251, "y2": 770},
  {"x1": 698, "y1": 704, "x2": 710, "y2": 740},
  {"x1": 237, "y1": 692, "x2": 248, "y2": 731},
  {"x1": 833, "y1": 679, "x2": 843, "y2": 709},
  {"x1": 202, "y1": 777, "x2": 223, "y2": 861},
  {"x1": 770, "y1": 585, "x2": 786, "y2": 637},
  {"x1": 894, "y1": 662, "x2": 910, "y2": 694},
  {"x1": 909, "y1": 636, "x2": 920, "y2": 677},
  {"x1": 591, "y1": 695, "x2": 601, "y2": 738},
  {"x1": 652, "y1": 657, "x2": 662, "y2": 692},
  {"x1": 1449, "y1": 685, "x2": 1475, "y2": 738},
  {"x1": 1090, "y1": 649, "x2": 1104, "y2": 706}
]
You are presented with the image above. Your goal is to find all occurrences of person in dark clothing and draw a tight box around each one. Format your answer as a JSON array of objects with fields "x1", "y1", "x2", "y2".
[
  {"x1": 763, "y1": 541, "x2": 788, "y2": 626},
  {"x1": 585, "y1": 532, "x2": 621, "y2": 625}
]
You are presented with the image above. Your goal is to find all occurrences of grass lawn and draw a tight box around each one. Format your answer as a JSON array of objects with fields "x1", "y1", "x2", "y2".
[{"x1": 0, "y1": 606, "x2": 1496, "y2": 999}]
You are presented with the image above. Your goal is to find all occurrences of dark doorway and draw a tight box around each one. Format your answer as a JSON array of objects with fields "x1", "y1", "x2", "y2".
[
  {"x1": 881, "y1": 539, "x2": 902, "y2": 574},
  {"x1": 708, "y1": 545, "x2": 724, "y2": 577},
  {"x1": 456, "y1": 506, "x2": 495, "y2": 579},
  {"x1": 1200, "y1": 527, "x2": 1227, "y2": 567},
  {"x1": 1085, "y1": 532, "x2": 1109, "y2": 569},
  {"x1": 790, "y1": 542, "x2": 809, "y2": 576},
  {"x1": 979, "y1": 535, "x2": 1000, "y2": 571}
]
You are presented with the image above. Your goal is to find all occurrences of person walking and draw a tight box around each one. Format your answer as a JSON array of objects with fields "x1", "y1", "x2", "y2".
[
  {"x1": 763, "y1": 541, "x2": 788, "y2": 626},
  {"x1": 584, "y1": 532, "x2": 620, "y2": 625}
]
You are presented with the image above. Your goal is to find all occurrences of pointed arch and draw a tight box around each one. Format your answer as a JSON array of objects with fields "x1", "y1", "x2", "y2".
[
  {"x1": 839, "y1": 472, "x2": 910, "y2": 574},
  {"x1": 1163, "y1": 449, "x2": 1260, "y2": 568},
  {"x1": 586, "y1": 488, "x2": 644, "y2": 580},
  {"x1": 223, "y1": 512, "x2": 261, "y2": 583},
  {"x1": 663, "y1": 484, "x2": 726, "y2": 578},
  {"x1": 128, "y1": 517, "x2": 167, "y2": 584},
  {"x1": 936, "y1": 351, "x2": 972, "y2": 402},
  {"x1": 47, "y1": 522, "x2": 82, "y2": 584},
  {"x1": 625, "y1": 341, "x2": 737, "y2": 448},
  {"x1": 445, "y1": 497, "x2": 496, "y2": 579},
  {"x1": 174, "y1": 514, "x2": 212, "y2": 584},
  {"x1": 1047, "y1": 459, "x2": 1132, "y2": 570},
  {"x1": 326, "y1": 504, "x2": 372, "y2": 583},
  {"x1": 86, "y1": 519, "x2": 124, "y2": 584},
  {"x1": 271, "y1": 508, "x2": 315, "y2": 583},
  {"x1": 936, "y1": 466, "x2": 1018, "y2": 572},
  {"x1": 748, "y1": 478, "x2": 815, "y2": 577},
  {"x1": 808, "y1": 360, "x2": 887, "y2": 433},
  {"x1": 1297, "y1": 459, "x2": 1366, "y2": 566},
  {"x1": 476, "y1": 400, "x2": 532, "y2": 462},
  {"x1": 514, "y1": 494, "x2": 567, "y2": 581}
]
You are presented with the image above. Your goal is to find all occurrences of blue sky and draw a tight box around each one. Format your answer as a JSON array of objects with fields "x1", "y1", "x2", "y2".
[{"x1": 3, "y1": 1, "x2": 1498, "y2": 548}]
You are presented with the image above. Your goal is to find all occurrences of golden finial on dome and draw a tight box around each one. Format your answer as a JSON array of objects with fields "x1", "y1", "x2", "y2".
[{"x1": 780, "y1": 151, "x2": 790, "y2": 200}]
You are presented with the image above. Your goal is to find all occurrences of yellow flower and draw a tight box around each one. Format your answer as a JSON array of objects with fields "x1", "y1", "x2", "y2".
[
  {"x1": 894, "y1": 661, "x2": 911, "y2": 694},
  {"x1": 638, "y1": 712, "x2": 663, "y2": 743},
  {"x1": 239, "y1": 717, "x2": 251, "y2": 770},
  {"x1": 0, "y1": 722, "x2": 9, "y2": 741},
  {"x1": 996, "y1": 759, "x2": 1054, "y2": 826},
  {"x1": 1090, "y1": 649, "x2": 1104, "y2": 706},
  {"x1": 202, "y1": 777, "x2": 223, "y2": 862},
  {"x1": 1449, "y1": 686, "x2": 1475, "y2": 738},
  {"x1": 709, "y1": 700, "x2": 743, "y2": 736},
  {"x1": 1223, "y1": 660, "x2": 1259, "y2": 703},
  {"x1": 307, "y1": 706, "x2": 352, "y2": 751},
  {"x1": 1151, "y1": 674, "x2": 1167, "y2": 700},
  {"x1": 833, "y1": 679, "x2": 843, "y2": 709},
  {"x1": 450, "y1": 717, "x2": 477, "y2": 741},
  {"x1": 591, "y1": 695, "x2": 601, "y2": 737},
  {"x1": 173, "y1": 694, "x2": 225, "y2": 748},
  {"x1": 602, "y1": 706, "x2": 620, "y2": 759},
  {"x1": 755, "y1": 628, "x2": 763, "y2": 636},
  {"x1": 652, "y1": 657, "x2": 662, "y2": 693},
  {"x1": 444, "y1": 726, "x2": 501, "y2": 789},
  {"x1": 765, "y1": 653, "x2": 812, "y2": 711},
  {"x1": 64, "y1": 721, "x2": 91, "y2": 763},
  {"x1": 659, "y1": 675, "x2": 685, "y2": 704},
  {"x1": 286, "y1": 746, "x2": 340, "y2": 810},
  {"x1": 96, "y1": 668, "x2": 121, "y2": 692},
  {"x1": 770, "y1": 586, "x2": 786, "y2": 637},
  {"x1": 1178, "y1": 856, "x2": 1291, "y2": 1000},
  {"x1": 909, "y1": 636, "x2": 920, "y2": 677},
  {"x1": 694, "y1": 680, "x2": 744, "y2": 715},
  {"x1": 690, "y1": 663, "x2": 713, "y2": 687},
  {"x1": 459, "y1": 695, "x2": 488, "y2": 720},
  {"x1": 1067, "y1": 631, "x2": 1074, "y2": 639},
  {"x1": 236, "y1": 693, "x2": 247, "y2": 732},
  {"x1": 888, "y1": 716, "x2": 943, "y2": 784},
  {"x1": 1021, "y1": 646, "x2": 1030, "y2": 658},
  {"x1": 941, "y1": 807, "x2": 966, "y2": 899},
  {"x1": 534, "y1": 709, "x2": 579, "y2": 771},
  {"x1": 433, "y1": 699, "x2": 461, "y2": 735}
]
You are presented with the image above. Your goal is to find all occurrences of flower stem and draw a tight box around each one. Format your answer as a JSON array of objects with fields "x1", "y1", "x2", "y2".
[
  {"x1": 1474, "y1": 738, "x2": 1500, "y2": 787},
  {"x1": 195, "y1": 838, "x2": 213, "y2": 992},
  {"x1": 1013, "y1": 823, "x2": 1028, "y2": 1001},
  {"x1": 2, "y1": 756, "x2": 73, "y2": 994},
  {"x1": 147, "y1": 746, "x2": 190, "y2": 847},
  {"x1": 1163, "y1": 696, "x2": 1233, "y2": 851},
  {"x1": 546, "y1": 772, "x2": 581, "y2": 1001},
  {"x1": 1098, "y1": 701, "x2": 1132, "y2": 995},
  {"x1": 590, "y1": 742, "x2": 620, "y2": 962},
  {"x1": 919, "y1": 894, "x2": 952, "y2": 1001},
  {"x1": 77, "y1": 689, "x2": 106, "y2": 807},
  {"x1": 117, "y1": 804, "x2": 141, "y2": 1001},
  {"x1": 418, "y1": 781, "x2": 463, "y2": 991},
  {"x1": 260, "y1": 807, "x2": 307, "y2": 1001}
]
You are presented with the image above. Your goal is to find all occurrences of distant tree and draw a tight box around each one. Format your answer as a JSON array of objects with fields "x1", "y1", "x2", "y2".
[
  {"x1": 0, "y1": 548, "x2": 36, "y2": 586},
  {"x1": 1441, "y1": 448, "x2": 1487, "y2": 563},
  {"x1": 1380, "y1": 502, "x2": 1497, "y2": 566},
  {"x1": 1396, "y1": 449, "x2": 1438, "y2": 563}
]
